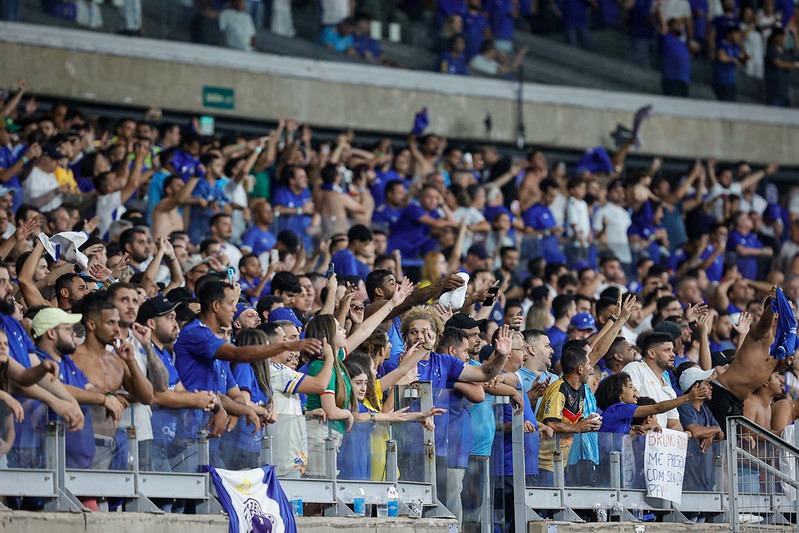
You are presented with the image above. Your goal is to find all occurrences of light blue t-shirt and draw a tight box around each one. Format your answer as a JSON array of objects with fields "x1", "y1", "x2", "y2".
[
  {"x1": 467, "y1": 359, "x2": 496, "y2": 457},
  {"x1": 568, "y1": 385, "x2": 599, "y2": 466}
]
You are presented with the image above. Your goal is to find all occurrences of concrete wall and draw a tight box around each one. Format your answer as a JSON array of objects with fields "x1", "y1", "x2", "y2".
[
  {"x1": 1, "y1": 23, "x2": 799, "y2": 164},
  {"x1": 0, "y1": 511, "x2": 458, "y2": 533}
]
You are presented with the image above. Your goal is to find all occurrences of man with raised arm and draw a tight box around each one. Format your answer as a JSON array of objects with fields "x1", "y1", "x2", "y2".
[{"x1": 706, "y1": 287, "x2": 780, "y2": 434}]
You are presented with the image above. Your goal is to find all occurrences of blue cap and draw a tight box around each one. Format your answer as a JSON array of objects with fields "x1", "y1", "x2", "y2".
[
  {"x1": 570, "y1": 312, "x2": 597, "y2": 332},
  {"x1": 234, "y1": 303, "x2": 253, "y2": 321},
  {"x1": 268, "y1": 307, "x2": 303, "y2": 328}
]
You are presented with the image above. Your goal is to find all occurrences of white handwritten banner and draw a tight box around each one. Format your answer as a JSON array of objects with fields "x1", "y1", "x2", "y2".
[{"x1": 644, "y1": 428, "x2": 689, "y2": 504}]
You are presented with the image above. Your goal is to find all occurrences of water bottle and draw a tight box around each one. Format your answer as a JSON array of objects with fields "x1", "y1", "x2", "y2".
[
  {"x1": 353, "y1": 488, "x2": 366, "y2": 516},
  {"x1": 386, "y1": 486, "x2": 399, "y2": 517},
  {"x1": 290, "y1": 496, "x2": 303, "y2": 517}
]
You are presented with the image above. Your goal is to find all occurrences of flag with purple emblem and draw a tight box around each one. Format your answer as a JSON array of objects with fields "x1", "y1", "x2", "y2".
[{"x1": 210, "y1": 465, "x2": 297, "y2": 533}]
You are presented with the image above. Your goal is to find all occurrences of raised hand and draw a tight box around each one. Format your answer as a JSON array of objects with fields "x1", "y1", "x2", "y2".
[
  {"x1": 619, "y1": 293, "x2": 637, "y2": 321},
  {"x1": 434, "y1": 304, "x2": 454, "y2": 323},
  {"x1": 493, "y1": 324, "x2": 512, "y2": 357},
  {"x1": 131, "y1": 322, "x2": 152, "y2": 347},
  {"x1": 733, "y1": 312, "x2": 752, "y2": 338},
  {"x1": 14, "y1": 217, "x2": 38, "y2": 242},
  {"x1": 390, "y1": 278, "x2": 414, "y2": 306},
  {"x1": 443, "y1": 273, "x2": 465, "y2": 291},
  {"x1": 685, "y1": 303, "x2": 708, "y2": 324},
  {"x1": 113, "y1": 340, "x2": 136, "y2": 365},
  {"x1": 528, "y1": 377, "x2": 550, "y2": 402},
  {"x1": 321, "y1": 338, "x2": 335, "y2": 362},
  {"x1": 697, "y1": 307, "x2": 714, "y2": 335}
]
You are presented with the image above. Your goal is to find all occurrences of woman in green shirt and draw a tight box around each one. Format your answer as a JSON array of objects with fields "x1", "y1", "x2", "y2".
[{"x1": 302, "y1": 279, "x2": 413, "y2": 478}]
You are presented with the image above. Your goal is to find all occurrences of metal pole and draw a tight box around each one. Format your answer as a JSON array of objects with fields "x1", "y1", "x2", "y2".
[
  {"x1": 479, "y1": 457, "x2": 492, "y2": 533},
  {"x1": 260, "y1": 435, "x2": 273, "y2": 466},
  {"x1": 196, "y1": 430, "x2": 213, "y2": 515},
  {"x1": 609, "y1": 451, "x2": 621, "y2": 489},
  {"x1": 386, "y1": 439, "x2": 398, "y2": 484},
  {"x1": 419, "y1": 382, "x2": 437, "y2": 496},
  {"x1": 727, "y1": 418, "x2": 740, "y2": 533},
  {"x1": 793, "y1": 421, "x2": 799, "y2": 529},
  {"x1": 510, "y1": 406, "x2": 527, "y2": 533},
  {"x1": 324, "y1": 424, "x2": 336, "y2": 480}
]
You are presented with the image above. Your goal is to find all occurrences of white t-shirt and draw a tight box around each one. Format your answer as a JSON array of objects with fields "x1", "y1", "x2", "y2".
[
  {"x1": 97, "y1": 190, "x2": 126, "y2": 238},
  {"x1": 269, "y1": 363, "x2": 308, "y2": 477},
  {"x1": 24, "y1": 166, "x2": 62, "y2": 212},
  {"x1": 739, "y1": 193, "x2": 768, "y2": 215},
  {"x1": 708, "y1": 182, "x2": 743, "y2": 220},
  {"x1": 550, "y1": 193, "x2": 566, "y2": 227},
  {"x1": 652, "y1": 0, "x2": 691, "y2": 20},
  {"x1": 221, "y1": 241, "x2": 243, "y2": 278},
  {"x1": 592, "y1": 202, "x2": 632, "y2": 263},
  {"x1": 564, "y1": 197, "x2": 591, "y2": 244},
  {"x1": 453, "y1": 206, "x2": 487, "y2": 251},
  {"x1": 321, "y1": 0, "x2": 350, "y2": 25},
  {"x1": 219, "y1": 9, "x2": 256, "y2": 51},
  {"x1": 622, "y1": 361, "x2": 679, "y2": 429},
  {"x1": 469, "y1": 54, "x2": 501, "y2": 76}
]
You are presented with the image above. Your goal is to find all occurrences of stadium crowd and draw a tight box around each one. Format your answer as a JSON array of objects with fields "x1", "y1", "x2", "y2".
[
  {"x1": 0, "y1": 78, "x2": 798, "y2": 525},
  {"x1": 2, "y1": 0, "x2": 798, "y2": 104}
]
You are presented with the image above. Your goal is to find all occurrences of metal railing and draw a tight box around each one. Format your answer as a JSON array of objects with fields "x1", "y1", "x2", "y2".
[
  {"x1": 0, "y1": 383, "x2": 444, "y2": 518},
  {"x1": 727, "y1": 416, "x2": 799, "y2": 532},
  {"x1": 4, "y1": 389, "x2": 799, "y2": 531}
]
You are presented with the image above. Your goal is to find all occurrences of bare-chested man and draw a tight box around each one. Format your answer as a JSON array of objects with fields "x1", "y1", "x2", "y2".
[
  {"x1": 707, "y1": 287, "x2": 784, "y2": 434},
  {"x1": 152, "y1": 175, "x2": 198, "y2": 239},
  {"x1": 317, "y1": 164, "x2": 371, "y2": 238},
  {"x1": 72, "y1": 293, "x2": 154, "y2": 468},
  {"x1": 743, "y1": 371, "x2": 784, "y2": 430}
]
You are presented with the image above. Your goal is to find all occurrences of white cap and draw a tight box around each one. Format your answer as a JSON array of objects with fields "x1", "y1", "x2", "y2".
[{"x1": 679, "y1": 366, "x2": 714, "y2": 393}]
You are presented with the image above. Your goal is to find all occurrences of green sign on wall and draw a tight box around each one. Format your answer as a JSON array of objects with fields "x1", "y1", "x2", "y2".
[{"x1": 202, "y1": 86, "x2": 235, "y2": 110}]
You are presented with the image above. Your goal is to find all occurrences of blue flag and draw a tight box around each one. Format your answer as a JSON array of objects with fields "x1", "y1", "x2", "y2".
[
  {"x1": 575, "y1": 146, "x2": 614, "y2": 175},
  {"x1": 770, "y1": 287, "x2": 797, "y2": 360},
  {"x1": 210, "y1": 465, "x2": 297, "y2": 533},
  {"x1": 412, "y1": 107, "x2": 429, "y2": 136}
]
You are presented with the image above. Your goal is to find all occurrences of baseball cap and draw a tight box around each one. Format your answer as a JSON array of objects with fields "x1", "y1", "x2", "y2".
[
  {"x1": 445, "y1": 313, "x2": 482, "y2": 330},
  {"x1": 136, "y1": 295, "x2": 179, "y2": 324},
  {"x1": 653, "y1": 320, "x2": 682, "y2": 341},
  {"x1": 41, "y1": 143, "x2": 64, "y2": 160},
  {"x1": 570, "y1": 312, "x2": 597, "y2": 332},
  {"x1": 679, "y1": 366, "x2": 714, "y2": 393},
  {"x1": 712, "y1": 349, "x2": 736, "y2": 367},
  {"x1": 182, "y1": 255, "x2": 211, "y2": 275},
  {"x1": 234, "y1": 302, "x2": 254, "y2": 321},
  {"x1": 467, "y1": 244, "x2": 489, "y2": 260},
  {"x1": 268, "y1": 307, "x2": 303, "y2": 328},
  {"x1": 32, "y1": 307, "x2": 82, "y2": 338},
  {"x1": 0, "y1": 185, "x2": 14, "y2": 197}
]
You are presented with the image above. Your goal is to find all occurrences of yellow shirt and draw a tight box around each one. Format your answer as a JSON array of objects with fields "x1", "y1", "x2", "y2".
[
  {"x1": 54, "y1": 166, "x2": 78, "y2": 193},
  {"x1": 537, "y1": 378, "x2": 585, "y2": 472}
]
